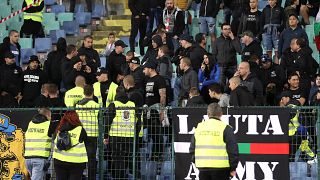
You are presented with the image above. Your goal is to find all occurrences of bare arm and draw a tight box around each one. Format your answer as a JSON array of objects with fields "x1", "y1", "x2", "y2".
[{"x1": 159, "y1": 88, "x2": 166, "y2": 107}]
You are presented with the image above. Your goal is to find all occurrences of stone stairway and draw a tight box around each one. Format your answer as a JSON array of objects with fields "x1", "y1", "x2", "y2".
[{"x1": 92, "y1": 1, "x2": 131, "y2": 53}]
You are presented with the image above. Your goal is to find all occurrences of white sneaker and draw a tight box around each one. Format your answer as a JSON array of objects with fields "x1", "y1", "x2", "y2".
[{"x1": 307, "y1": 156, "x2": 318, "y2": 164}]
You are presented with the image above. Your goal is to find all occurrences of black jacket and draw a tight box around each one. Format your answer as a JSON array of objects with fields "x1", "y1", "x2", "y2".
[
  {"x1": 77, "y1": 46, "x2": 101, "y2": 67},
  {"x1": 212, "y1": 36, "x2": 241, "y2": 66},
  {"x1": 0, "y1": 37, "x2": 21, "y2": 65},
  {"x1": 160, "y1": 8, "x2": 185, "y2": 37},
  {"x1": 173, "y1": 46, "x2": 194, "y2": 76},
  {"x1": 128, "y1": 0, "x2": 150, "y2": 16},
  {"x1": 260, "y1": 5, "x2": 284, "y2": 34},
  {"x1": 230, "y1": 86, "x2": 255, "y2": 106},
  {"x1": 195, "y1": 0, "x2": 221, "y2": 18},
  {"x1": 261, "y1": 63, "x2": 286, "y2": 94},
  {"x1": 190, "y1": 44, "x2": 207, "y2": 71},
  {"x1": 20, "y1": 68, "x2": 47, "y2": 107},
  {"x1": 241, "y1": 40, "x2": 263, "y2": 61},
  {"x1": 44, "y1": 38, "x2": 67, "y2": 86},
  {"x1": 127, "y1": 87, "x2": 144, "y2": 107},
  {"x1": 241, "y1": 73, "x2": 264, "y2": 105},
  {"x1": 107, "y1": 50, "x2": 126, "y2": 83},
  {"x1": 130, "y1": 66, "x2": 146, "y2": 90},
  {"x1": 238, "y1": 10, "x2": 262, "y2": 38},
  {"x1": 180, "y1": 67, "x2": 199, "y2": 99},
  {"x1": 34, "y1": 95, "x2": 66, "y2": 108},
  {"x1": 186, "y1": 95, "x2": 207, "y2": 107},
  {"x1": 189, "y1": 121, "x2": 239, "y2": 171},
  {"x1": 0, "y1": 63, "x2": 22, "y2": 97}
]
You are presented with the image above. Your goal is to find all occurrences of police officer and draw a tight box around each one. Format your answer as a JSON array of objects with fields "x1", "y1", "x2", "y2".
[
  {"x1": 104, "y1": 86, "x2": 140, "y2": 179},
  {"x1": 64, "y1": 75, "x2": 86, "y2": 107},
  {"x1": 190, "y1": 103, "x2": 239, "y2": 179},
  {"x1": 25, "y1": 108, "x2": 53, "y2": 180},
  {"x1": 20, "y1": 0, "x2": 45, "y2": 38},
  {"x1": 93, "y1": 67, "x2": 118, "y2": 107},
  {"x1": 76, "y1": 85, "x2": 99, "y2": 180}
]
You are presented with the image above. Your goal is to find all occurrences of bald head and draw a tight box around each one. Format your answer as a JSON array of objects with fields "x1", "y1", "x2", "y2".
[
  {"x1": 229, "y1": 76, "x2": 241, "y2": 91},
  {"x1": 75, "y1": 75, "x2": 86, "y2": 87},
  {"x1": 238, "y1": 61, "x2": 250, "y2": 78}
]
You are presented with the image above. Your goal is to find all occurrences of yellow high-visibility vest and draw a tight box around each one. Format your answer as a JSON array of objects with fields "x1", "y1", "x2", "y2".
[
  {"x1": 93, "y1": 81, "x2": 118, "y2": 107},
  {"x1": 194, "y1": 118, "x2": 230, "y2": 168},
  {"x1": 23, "y1": 0, "x2": 44, "y2": 22},
  {"x1": 76, "y1": 100, "x2": 99, "y2": 137},
  {"x1": 25, "y1": 120, "x2": 51, "y2": 158},
  {"x1": 109, "y1": 100, "x2": 136, "y2": 137},
  {"x1": 53, "y1": 126, "x2": 88, "y2": 163},
  {"x1": 64, "y1": 86, "x2": 84, "y2": 107}
]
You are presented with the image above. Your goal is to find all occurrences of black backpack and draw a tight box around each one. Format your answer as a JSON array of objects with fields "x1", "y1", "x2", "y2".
[{"x1": 56, "y1": 131, "x2": 72, "y2": 151}]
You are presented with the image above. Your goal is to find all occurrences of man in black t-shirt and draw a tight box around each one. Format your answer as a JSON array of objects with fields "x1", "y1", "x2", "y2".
[
  {"x1": 143, "y1": 61, "x2": 166, "y2": 161},
  {"x1": 238, "y1": 0, "x2": 262, "y2": 39},
  {"x1": 286, "y1": 73, "x2": 307, "y2": 105}
]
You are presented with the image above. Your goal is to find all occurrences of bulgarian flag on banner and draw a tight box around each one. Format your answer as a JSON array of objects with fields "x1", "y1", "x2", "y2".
[{"x1": 238, "y1": 143, "x2": 289, "y2": 155}]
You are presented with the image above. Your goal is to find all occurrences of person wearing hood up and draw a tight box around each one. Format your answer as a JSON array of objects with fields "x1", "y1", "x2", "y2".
[
  {"x1": 0, "y1": 30, "x2": 21, "y2": 66},
  {"x1": 234, "y1": 61, "x2": 264, "y2": 105},
  {"x1": 77, "y1": 35, "x2": 100, "y2": 67},
  {"x1": 142, "y1": 34, "x2": 163, "y2": 64},
  {"x1": 229, "y1": 76, "x2": 255, "y2": 106},
  {"x1": 0, "y1": 52, "x2": 22, "y2": 107},
  {"x1": 44, "y1": 37, "x2": 67, "y2": 88},
  {"x1": 20, "y1": 55, "x2": 48, "y2": 107}
]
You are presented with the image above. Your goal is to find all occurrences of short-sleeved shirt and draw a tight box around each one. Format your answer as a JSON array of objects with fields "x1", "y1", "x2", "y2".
[
  {"x1": 288, "y1": 87, "x2": 307, "y2": 103},
  {"x1": 145, "y1": 74, "x2": 166, "y2": 106}
]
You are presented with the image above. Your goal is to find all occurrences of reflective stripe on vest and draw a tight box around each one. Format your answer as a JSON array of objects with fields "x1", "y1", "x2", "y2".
[
  {"x1": 64, "y1": 86, "x2": 84, "y2": 107},
  {"x1": 194, "y1": 119, "x2": 230, "y2": 168},
  {"x1": 76, "y1": 100, "x2": 99, "y2": 137},
  {"x1": 25, "y1": 120, "x2": 51, "y2": 158},
  {"x1": 93, "y1": 82, "x2": 118, "y2": 107},
  {"x1": 23, "y1": 0, "x2": 43, "y2": 22},
  {"x1": 109, "y1": 100, "x2": 136, "y2": 137},
  {"x1": 53, "y1": 126, "x2": 88, "y2": 163}
]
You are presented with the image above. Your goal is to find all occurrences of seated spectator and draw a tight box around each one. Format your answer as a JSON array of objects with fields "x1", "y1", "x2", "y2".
[
  {"x1": 278, "y1": 14, "x2": 308, "y2": 58},
  {"x1": 261, "y1": 0, "x2": 284, "y2": 64},
  {"x1": 281, "y1": 38, "x2": 315, "y2": 92},
  {"x1": 238, "y1": 0, "x2": 262, "y2": 40},
  {"x1": 235, "y1": 61, "x2": 264, "y2": 105},
  {"x1": 102, "y1": 32, "x2": 116, "y2": 57},
  {"x1": 309, "y1": 74, "x2": 320, "y2": 105},
  {"x1": 0, "y1": 52, "x2": 22, "y2": 107},
  {"x1": 310, "y1": 90, "x2": 320, "y2": 106},
  {"x1": 20, "y1": 55, "x2": 47, "y2": 107},
  {"x1": 142, "y1": 35, "x2": 163, "y2": 64},
  {"x1": 0, "y1": 30, "x2": 21, "y2": 66},
  {"x1": 229, "y1": 76, "x2": 255, "y2": 106},
  {"x1": 78, "y1": 36, "x2": 100, "y2": 67},
  {"x1": 208, "y1": 83, "x2": 230, "y2": 107},
  {"x1": 44, "y1": 37, "x2": 67, "y2": 88},
  {"x1": 240, "y1": 31, "x2": 262, "y2": 62},
  {"x1": 300, "y1": 0, "x2": 320, "y2": 25},
  {"x1": 186, "y1": 87, "x2": 206, "y2": 107},
  {"x1": 279, "y1": 90, "x2": 300, "y2": 106},
  {"x1": 286, "y1": 72, "x2": 308, "y2": 106}
]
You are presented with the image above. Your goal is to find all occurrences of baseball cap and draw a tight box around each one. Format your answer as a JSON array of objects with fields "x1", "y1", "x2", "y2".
[
  {"x1": 240, "y1": 31, "x2": 254, "y2": 38},
  {"x1": 114, "y1": 40, "x2": 128, "y2": 48},
  {"x1": 143, "y1": 61, "x2": 157, "y2": 69},
  {"x1": 288, "y1": 13, "x2": 299, "y2": 20},
  {"x1": 28, "y1": 55, "x2": 40, "y2": 64},
  {"x1": 4, "y1": 52, "x2": 15, "y2": 59},
  {"x1": 130, "y1": 57, "x2": 140, "y2": 65},
  {"x1": 179, "y1": 34, "x2": 193, "y2": 43},
  {"x1": 261, "y1": 54, "x2": 272, "y2": 63},
  {"x1": 96, "y1": 67, "x2": 108, "y2": 76}
]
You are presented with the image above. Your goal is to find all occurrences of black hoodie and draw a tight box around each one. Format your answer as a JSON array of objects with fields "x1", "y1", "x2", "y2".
[
  {"x1": 241, "y1": 73, "x2": 264, "y2": 105},
  {"x1": 230, "y1": 85, "x2": 255, "y2": 106},
  {"x1": 186, "y1": 95, "x2": 207, "y2": 107},
  {"x1": 0, "y1": 63, "x2": 22, "y2": 97},
  {"x1": 44, "y1": 38, "x2": 67, "y2": 86},
  {"x1": 0, "y1": 37, "x2": 21, "y2": 65}
]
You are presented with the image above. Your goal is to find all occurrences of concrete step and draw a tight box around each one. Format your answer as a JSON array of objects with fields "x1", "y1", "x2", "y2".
[
  {"x1": 97, "y1": 26, "x2": 123, "y2": 31},
  {"x1": 102, "y1": 19, "x2": 131, "y2": 27},
  {"x1": 92, "y1": 31, "x2": 130, "y2": 38},
  {"x1": 104, "y1": 15, "x2": 131, "y2": 20}
]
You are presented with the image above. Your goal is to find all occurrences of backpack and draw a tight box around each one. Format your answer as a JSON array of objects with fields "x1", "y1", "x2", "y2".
[{"x1": 56, "y1": 131, "x2": 72, "y2": 151}]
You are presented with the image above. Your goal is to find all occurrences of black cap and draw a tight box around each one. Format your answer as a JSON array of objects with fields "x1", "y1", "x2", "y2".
[
  {"x1": 29, "y1": 55, "x2": 40, "y2": 64},
  {"x1": 179, "y1": 34, "x2": 193, "y2": 43},
  {"x1": 288, "y1": 13, "x2": 299, "y2": 20},
  {"x1": 280, "y1": 91, "x2": 292, "y2": 98},
  {"x1": 261, "y1": 54, "x2": 272, "y2": 63},
  {"x1": 240, "y1": 31, "x2": 254, "y2": 38},
  {"x1": 143, "y1": 61, "x2": 157, "y2": 69},
  {"x1": 114, "y1": 40, "x2": 128, "y2": 48},
  {"x1": 96, "y1": 67, "x2": 108, "y2": 76},
  {"x1": 4, "y1": 52, "x2": 15, "y2": 59},
  {"x1": 130, "y1": 57, "x2": 140, "y2": 65}
]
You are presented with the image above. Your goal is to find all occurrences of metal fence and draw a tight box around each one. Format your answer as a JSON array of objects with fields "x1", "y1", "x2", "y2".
[{"x1": 1, "y1": 106, "x2": 319, "y2": 179}]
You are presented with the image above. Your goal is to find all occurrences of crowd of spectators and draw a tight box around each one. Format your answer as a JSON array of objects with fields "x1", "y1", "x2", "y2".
[{"x1": 0, "y1": 0, "x2": 319, "y2": 109}]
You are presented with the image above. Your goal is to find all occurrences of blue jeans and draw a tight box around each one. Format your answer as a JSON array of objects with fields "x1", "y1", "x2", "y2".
[
  {"x1": 25, "y1": 158, "x2": 47, "y2": 180},
  {"x1": 199, "y1": 16, "x2": 215, "y2": 35},
  {"x1": 262, "y1": 25, "x2": 279, "y2": 51}
]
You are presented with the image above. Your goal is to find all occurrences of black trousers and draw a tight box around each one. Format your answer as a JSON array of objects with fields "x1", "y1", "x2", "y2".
[
  {"x1": 20, "y1": 19, "x2": 44, "y2": 38},
  {"x1": 129, "y1": 15, "x2": 147, "y2": 55},
  {"x1": 109, "y1": 136, "x2": 134, "y2": 179},
  {"x1": 70, "y1": 0, "x2": 92, "y2": 12},
  {"x1": 54, "y1": 159, "x2": 86, "y2": 180},
  {"x1": 85, "y1": 137, "x2": 98, "y2": 180},
  {"x1": 199, "y1": 169, "x2": 230, "y2": 180}
]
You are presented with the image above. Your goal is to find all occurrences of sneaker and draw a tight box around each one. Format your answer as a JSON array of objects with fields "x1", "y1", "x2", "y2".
[{"x1": 307, "y1": 156, "x2": 318, "y2": 164}]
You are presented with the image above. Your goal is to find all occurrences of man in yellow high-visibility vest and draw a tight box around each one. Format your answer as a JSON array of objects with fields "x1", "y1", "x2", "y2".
[
  {"x1": 20, "y1": 0, "x2": 45, "y2": 38},
  {"x1": 189, "y1": 103, "x2": 239, "y2": 179}
]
